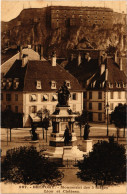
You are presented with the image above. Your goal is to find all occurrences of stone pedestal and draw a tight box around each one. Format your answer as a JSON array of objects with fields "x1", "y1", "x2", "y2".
[
  {"x1": 44, "y1": 106, "x2": 85, "y2": 161},
  {"x1": 62, "y1": 146, "x2": 84, "y2": 161},
  {"x1": 82, "y1": 139, "x2": 93, "y2": 153}
]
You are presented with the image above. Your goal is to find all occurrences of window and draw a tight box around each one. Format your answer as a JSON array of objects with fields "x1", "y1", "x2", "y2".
[
  {"x1": 98, "y1": 91, "x2": 102, "y2": 99},
  {"x1": 116, "y1": 83, "x2": 121, "y2": 88},
  {"x1": 109, "y1": 83, "x2": 113, "y2": 88},
  {"x1": 1, "y1": 79, "x2": 6, "y2": 89},
  {"x1": 89, "y1": 102, "x2": 92, "y2": 110},
  {"x1": 13, "y1": 78, "x2": 19, "y2": 89},
  {"x1": 110, "y1": 91, "x2": 114, "y2": 99},
  {"x1": 6, "y1": 79, "x2": 12, "y2": 89},
  {"x1": 98, "y1": 103, "x2": 102, "y2": 110},
  {"x1": 42, "y1": 94, "x2": 49, "y2": 101},
  {"x1": 123, "y1": 83, "x2": 127, "y2": 88},
  {"x1": 15, "y1": 106, "x2": 18, "y2": 113},
  {"x1": 65, "y1": 80, "x2": 71, "y2": 89},
  {"x1": 15, "y1": 94, "x2": 18, "y2": 101},
  {"x1": 118, "y1": 91, "x2": 121, "y2": 99},
  {"x1": 89, "y1": 91, "x2": 92, "y2": 99},
  {"x1": 72, "y1": 93, "x2": 77, "y2": 100},
  {"x1": 36, "y1": 80, "x2": 42, "y2": 89},
  {"x1": 52, "y1": 94, "x2": 58, "y2": 101},
  {"x1": 6, "y1": 105, "x2": 11, "y2": 110},
  {"x1": 51, "y1": 81, "x2": 56, "y2": 89},
  {"x1": 83, "y1": 92, "x2": 87, "y2": 99},
  {"x1": 30, "y1": 94, "x2": 37, "y2": 102},
  {"x1": 110, "y1": 103, "x2": 114, "y2": 110},
  {"x1": 6, "y1": 94, "x2": 11, "y2": 101},
  {"x1": 98, "y1": 113, "x2": 102, "y2": 121},
  {"x1": 29, "y1": 106, "x2": 37, "y2": 114}
]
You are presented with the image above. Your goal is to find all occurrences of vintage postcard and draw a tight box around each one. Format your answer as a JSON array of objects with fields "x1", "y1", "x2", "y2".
[{"x1": 1, "y1": 0, "x2": 126, "y2": 194}]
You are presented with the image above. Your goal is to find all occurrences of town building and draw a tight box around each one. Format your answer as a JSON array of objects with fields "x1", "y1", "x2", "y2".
[
  {"x1": 65, "y1": 50, "x2": 126, "y2": 122},
  {"x1": 84, "y1": 54, "x2": 126, "y2": 122},
  {"x1": 1, "y1": 50, "x2": 84, "y2": 127}
]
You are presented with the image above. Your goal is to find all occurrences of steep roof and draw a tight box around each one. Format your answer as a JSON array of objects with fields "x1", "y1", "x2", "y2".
[
  {"x1": 87, "y1": 57, "x2": 126, "y2": 91},
  {"x1": 4, "y1": 59, "x2": 83, "y2": 92},
  {"x1": 65, "y1": 58, "x2": 99, "y2": 87},
  {"x1": 1, "y1": 48, "x2": 40, "y2": 76}
]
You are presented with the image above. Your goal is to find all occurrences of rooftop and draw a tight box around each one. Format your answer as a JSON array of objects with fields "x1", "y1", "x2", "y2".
[{"x1": 4, "y1": 59, "x2": 83, "y2": 92}]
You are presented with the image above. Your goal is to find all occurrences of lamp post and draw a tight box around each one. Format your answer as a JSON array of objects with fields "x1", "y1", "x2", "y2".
[{"x1": 106, "y1": 102, "x2": 109, "y2": 137}]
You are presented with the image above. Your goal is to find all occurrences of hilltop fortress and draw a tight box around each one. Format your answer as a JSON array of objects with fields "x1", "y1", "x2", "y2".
[
  {"x1": 2, "y1": 6, "x2": 126, "y2": 56},
  {"x1": 3, "y1": 6, "x2": 126, "y2": 30}
]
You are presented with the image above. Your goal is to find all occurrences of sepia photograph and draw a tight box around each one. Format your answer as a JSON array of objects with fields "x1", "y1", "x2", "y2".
[{"x1": 1, "y1": 0, "x2": 127, "y2": 193}]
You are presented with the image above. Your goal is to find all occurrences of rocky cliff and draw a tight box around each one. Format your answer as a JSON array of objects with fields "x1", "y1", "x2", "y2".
[{"x1": 1, "y1": 8, "x2": 126, "y2": 58}]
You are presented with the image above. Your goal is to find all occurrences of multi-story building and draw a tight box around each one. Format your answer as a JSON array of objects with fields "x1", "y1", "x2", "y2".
[
  {"x1": 1, "y1": 51, "x2": 83, "y2": 127},
  {"x1": 84, "y1": 55, "x2": 126, "y2": 122}
]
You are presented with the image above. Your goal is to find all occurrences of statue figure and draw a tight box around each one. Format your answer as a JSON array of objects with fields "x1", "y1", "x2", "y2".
[
  {"x1": 84, "y1": 123, "x2": 90, "y2": 140},
  {"x1": 63, "y1": 125, "x2": 72, "y2": 146},
  {"x1": 30, "y1": 126, "x2": 38, "y2": 141},
  {"x1": 57, "y1": 82, "x2": 70, "y2": 107}
]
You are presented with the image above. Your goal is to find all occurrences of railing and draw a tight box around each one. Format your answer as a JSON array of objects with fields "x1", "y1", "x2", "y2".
[{"x1": 62, "y1": 159, "x2": 78, "y2": 168}]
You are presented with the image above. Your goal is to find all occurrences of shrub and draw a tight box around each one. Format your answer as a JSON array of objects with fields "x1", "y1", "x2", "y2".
[
  {"x1": 77, "y1": 137, "x2": 126, "y2": 186},
  {"x1": 1, "y1": 146, "x2": 63, "y2": 185}
]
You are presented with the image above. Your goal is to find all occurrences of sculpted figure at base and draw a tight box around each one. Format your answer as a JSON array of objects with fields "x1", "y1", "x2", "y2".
[{"x1": 64, "y1": 126, "x2": 72, "y2": 146}]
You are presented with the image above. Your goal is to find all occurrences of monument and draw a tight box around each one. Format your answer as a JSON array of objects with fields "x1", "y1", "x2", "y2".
[{"x1": 45, "y1": 82, "x2": 84, "y2": 161}]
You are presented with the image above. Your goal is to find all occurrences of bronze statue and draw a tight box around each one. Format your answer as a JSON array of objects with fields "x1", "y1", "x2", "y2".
[
  {"x1": 84, "y1": 123, "x2": 90, "y2": 140},
  {"x1": 57, "y1": 82, "x2": 70, "y2": 107},
  {"x1": 63, "y1": 125, "x2": 72, "y2": 146}
]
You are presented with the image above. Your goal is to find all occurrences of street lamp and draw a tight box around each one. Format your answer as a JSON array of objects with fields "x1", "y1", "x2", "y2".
[{"x1": 106, "y1": 102, "x2": 109, "y2": 137}]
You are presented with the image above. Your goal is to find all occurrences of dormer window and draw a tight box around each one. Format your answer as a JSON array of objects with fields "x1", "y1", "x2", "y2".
[
  {"x1": 123, "y1": 83, "x2": 127, "y2": 88},
  {"x1": 52, "y1": 94, "x2": 58, "y2": 101},
  {"x1": 51, "y1": 81, "x2": 56, "y2": 89},
  {"x1": 116, "y1": 82, "x2": 121, "y2": 88},
  {"x1": 42, "y1": 94, "x2": 49, "y2": 101},
  {"x1": 1, "y1": 78, "x2": 6, "y2": 89},
  {"x1": 13, "y1": 78, "x2": 19, "y2": 89},
  {"x1": 36, "y1": 80, "x2": 42, "y2": 90},
  {"x1": 6, "y1": 78, "x2": 12, "y2": 89},
  {"x1": 65, "y1": 80, "x2": 71, "y2": 89},
  {"x1": 30, "y1": 94, "x2": 37, "y2": 102},
  {"x1": 109, "y1": 82, "x2": 113, "y2": 88}
]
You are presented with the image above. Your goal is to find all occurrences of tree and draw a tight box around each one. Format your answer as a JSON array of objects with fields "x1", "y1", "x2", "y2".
[
  {"x1": 77, "y1": 137, "x2": 126, "y2": 187},
  {"x1": 1, "y1": 146, "x2": 63, "y2": 185},
  {"x1": 111, "y1": 104, "x2": 127, "y2": 139},
  {"x1": 37, "y1": 108, "x2": 50, "y2": 141},
  {"x1": 75, "y1": 110, "x2": 88, "y2": 138},
  {"x1": 3, "y1": 109, "x2": 14, "y2": 142}
]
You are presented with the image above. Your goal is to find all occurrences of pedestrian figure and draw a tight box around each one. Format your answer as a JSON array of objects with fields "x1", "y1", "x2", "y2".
[
  {"x1": 30, "y1": 126, "x2": 38, "y2": 141},
  {"x1": 84, "y1": 122, "x2": 90, "y2": 140},
  {"x1": 63, "y1": 126, "x2": 72, "y2": 146}
]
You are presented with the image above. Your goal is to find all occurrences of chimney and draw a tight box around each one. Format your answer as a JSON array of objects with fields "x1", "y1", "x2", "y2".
[
  {"x1": 40, "y1": 46, "x2": 43, "y2": 60},
  {"x1": 22, "y1": 54, "x2": 28, "y2": 67},
  {"x1": 114, "y1": 51, "x2": 117, "y2": 63},
  {"x1": 51, "y1": 51, "x2": 56, "y2": 66},
  {"x1": 105, "y1": 68, "x2": 108, "y2": 81},
  {"x1": 19, "y1": 45, "x2": 23, "y2": 59},
  {"x1": 100, "y1": 64, "x2": 105, "y2": 75},
  {"x1": 119, "y1": 57, "x2": 123, "y2": 71},
  {"x1": 78, "y1": 53, "x2": 81, "y2": 66}
]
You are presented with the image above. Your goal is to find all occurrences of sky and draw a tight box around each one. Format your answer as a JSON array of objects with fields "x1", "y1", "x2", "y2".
[{"x1": 1, "y1": 0, "x2": 126, "y2": 22}]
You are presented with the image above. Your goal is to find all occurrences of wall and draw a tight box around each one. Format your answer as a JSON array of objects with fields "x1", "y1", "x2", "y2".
[
  {"x1": 50, "y1": 6, "x2": 122, "y2": 29},
  {"x1": 23, "y1": 91, "x2": 83, "y2": 127},
  {"x1": 1, "y1": 91, "x2": 23, "y2": 113},
  {"x1": 85, "y1": 90, "x2": 126, "y2": 122}
]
